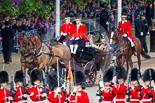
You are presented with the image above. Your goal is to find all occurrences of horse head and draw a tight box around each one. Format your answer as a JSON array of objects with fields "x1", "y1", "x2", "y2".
[
  {"x1": 109, "y1": 26, "x2": 122, "y2": 44},
  {"x1": 28, "y1": 35, "x2": 41, "y2": 55}
]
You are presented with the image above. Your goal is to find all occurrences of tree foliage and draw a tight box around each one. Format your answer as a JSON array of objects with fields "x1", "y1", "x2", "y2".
[{"x1": 0, "y1": 0, "x2": 51, "y2": 16}]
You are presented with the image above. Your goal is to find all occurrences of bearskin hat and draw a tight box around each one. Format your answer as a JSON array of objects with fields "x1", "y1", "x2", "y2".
[
  {"x1": 0, "y1": 71, "x2": 9, "y2": 83},
  {"x1": 47, "y1": 69, "x2": 62, "y2": 91},
  {"x1": 131, "y1": 68, "x2": 141, "y2": 81},
  {"x1": 116, "y1": 66, "x2": 127, "y2": 80},
  {"x1": 30, "y1": 69, "x2": 42, "y2": 85},
  {"x1": 103, "y1": 68, "x2": 113, "y2": 82},
  {"x1": 75, "y1": 71, "x2": 86, "y2": 89},
  {"x1": 14, "y1": 70, "x2": 23, "y2": 83},
  {"x1": 143, "y1": 68, "x2": 155, "y2": 82}
]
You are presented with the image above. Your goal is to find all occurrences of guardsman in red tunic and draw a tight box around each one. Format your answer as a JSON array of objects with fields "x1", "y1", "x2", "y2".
[
  {"x1": 67, "y1": 71, "x2": 89, "y2": 103},
  {"x1": 59, "y1": 16, "x2": 75, "y2": 45},
  {"x1": 29, "y1": 69, "x2": 47, "y2": 103},
  {"x1": 0, "y1": 71, "x2": 13, "y2": 102},
  {"x1": 70, "y1": 16, "x2": 88, "y2": 54},
  {"x1": 101, "y1": 68, "x2": 114, "y2": 103},
  {"x1": 142, "y1": 68, "x2": 155, "y2": 103},
  {"x1": 112, "y1": 66, "x2": 127, "y2": 103},
  {"x1": 13, "y1": 70, "x2": 29, "y2": 103},
  {"x1": 128, "y1": 68, "x2": 143, "y2": 103},
  {"x1": 47, "y1": 70, "x2": 65, "y2": 103},
  {"x1": 118, "y1": 14, "x2": 137, "y2": 55}
]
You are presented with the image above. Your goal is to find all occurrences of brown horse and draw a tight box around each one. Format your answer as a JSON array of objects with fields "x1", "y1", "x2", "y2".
[
  {"x1": 17, "y1": 36, "x2": 36, "y2": 73},
  {"x1": 109, "y1": 28, "x2": 150, "y2": 69},
  {"x1": 27, "y1": 35, "x2": 71, "y2": 71}
]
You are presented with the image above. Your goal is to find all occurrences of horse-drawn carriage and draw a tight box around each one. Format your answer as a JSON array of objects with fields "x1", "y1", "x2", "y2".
[{"x1": 17, "y1": 30, "x2": 129, "y2": 87}]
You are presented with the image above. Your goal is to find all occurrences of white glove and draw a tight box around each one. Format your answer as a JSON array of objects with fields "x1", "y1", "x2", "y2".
[
  {"x1": 56, "y1": 87, "x2": 60, "y2": 93},
  {"x1": 99, "y1": 80, "x2": 103, "y2": 88},
  {"x1": 106, "y1": 22, "x2": 109, "y2": 25},
  {"x1": 122, "y1": 34, "x2": 127, "y2": 37},
  {"x1": 147, "y1": 32, "x2": 150, "y2": 35},
  {"x1": 60, "y1": 32, "x2": 63, "y2": 35},
  {"x1": 73, "y1": 87, "x2": 77, "y2": 94},
  {"x1": 70, "y1": 36, "x2": 75, "y2": 40},
  {"x1": 63, "y1": 33, "x2": 68, "y2": 36},
  {"x1": 140, "y1": 32, "x2": 143, "y2": 36},
  {"x1": 75, "y1": 37, "x2": 81, "y2": 40},
  {"x1": 62, "y1": 83, "x2": 66, "y2": 90}
]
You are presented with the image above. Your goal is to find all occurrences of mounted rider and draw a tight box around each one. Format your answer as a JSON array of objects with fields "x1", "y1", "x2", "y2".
[
  {"x1": 118, "y1": 13, "x2": 137, "y2": 55},
  {"x1": 70, "y1": 16, "x2": 88, "y2": 54},
  {"x1": 59, "y1": 16, "x2": 75, "y2": 45}
]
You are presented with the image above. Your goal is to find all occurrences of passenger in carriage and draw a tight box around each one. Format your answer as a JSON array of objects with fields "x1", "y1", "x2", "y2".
[
  {"x1": 90, "y1": 33, "x2": 110, "y2": 51},
  {"x1": 59, "y1": 16, "x2": 75, "y2": 45},
  {"x1": 70, "y1": 16, "x2": 88, "y2": 54}
]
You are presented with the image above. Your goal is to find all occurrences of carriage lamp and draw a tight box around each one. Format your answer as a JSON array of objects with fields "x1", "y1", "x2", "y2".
[{"x1": 150, "y1": 0, "x2": 155, "y2": 52}]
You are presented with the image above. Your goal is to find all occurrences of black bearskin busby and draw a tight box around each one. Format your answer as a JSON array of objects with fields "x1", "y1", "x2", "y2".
[
  {"x1": 0, "y1": 71, "x2": 9, "y2": 83},
  {"x1": 143, "y1": 68, "x2": 155, "y2": 82},
  {"x1": 30, "y1": 69, "x2": 42, "y2": 85},
  {"x1": 75, "y1": 71, "x2": 86, "y2": 89},
  {"x1": 103, "y1": 69, "x2": 113, "y2": 82},
  {"x1": 47, "y1": 69, "x2": 62, "y2": 91},
  {"x1": 131, "y1": 68, "x2": 141, "y2": 81},
  {"x1": 116, "y1": 66, "x2": 127, "y2": 80},
  {"x1": 14, "y1": 70, "x2": 23, "y2": 83}
]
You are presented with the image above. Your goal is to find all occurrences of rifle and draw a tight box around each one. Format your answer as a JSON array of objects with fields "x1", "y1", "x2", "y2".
[
  {"x1": 136, "y1": 67, "x2": 142, "y2": 98},
  {"x1": 61, "y1": 68, "x2": 66, "y2": 97},
  {"x1": 9, "y1": 70, "x2": 16, "y2": 103},
  {"x1": 126, "y1": 68, "x2": 132, "y2": 102},
  {"x1": 96, "y1": 68, "x2": 103, "y2": 102},
  {"x1": 22, "y1": 69, "x2": 28, "y2": 100},
  {"x1": 42, "y1": 64, "x2": 49, "y2": 100},
  {"x1": 149, "y1": 69, "x2": 154, "y2": 103}
]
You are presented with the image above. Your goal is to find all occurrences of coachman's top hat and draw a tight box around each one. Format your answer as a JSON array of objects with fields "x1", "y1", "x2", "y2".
[
  {"x1": 121, "y1": 13, "x2": 127, "y2": 18},
  {"x1": 75, "y1": 16, "x2": 81, "y2": 21},
  {"x1": 0, "y1": 71, "x2": 9, "y2": 83}
]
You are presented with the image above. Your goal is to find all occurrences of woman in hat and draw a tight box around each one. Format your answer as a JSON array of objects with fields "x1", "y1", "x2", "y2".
[
  {"x1": 13, "y1": 70, "x2": 29, "y2": 103},
  {"x1": 29, "y1": 69, "x2": 47, "y2": 103},
  {"x1": 112, "y1": 66, "x2": 127, "y2": 103},
  {"x1": 47, "y1": 70, "x2": 65, "y2": 103},
  {"x1": 0, "y1": 71, "x2": 13, "y2": 102},
  {"x1": 67, "y1": 71, "x2": 89, "y2": 103},
  {"x1": 142, "y1": 68, "x2": 155, "y2": 103}
]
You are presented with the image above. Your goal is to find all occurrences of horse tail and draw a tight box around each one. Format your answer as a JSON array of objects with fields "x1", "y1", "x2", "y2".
[{"x1": 141, "y1": 49, "x2": 151, "y2": 59}]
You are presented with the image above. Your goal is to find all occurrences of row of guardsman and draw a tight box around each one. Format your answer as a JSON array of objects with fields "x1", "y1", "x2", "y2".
[{"x1": 0, "y1": 65, "x2": 155, "y2": 103}]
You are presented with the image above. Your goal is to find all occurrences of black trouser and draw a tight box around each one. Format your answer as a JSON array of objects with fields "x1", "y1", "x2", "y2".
[
  {"x1": 2, "y1": 43, "x2": 11, "y2": 62},
  {"x1": 138, "y1": 36, "x2": 148, "y2": 53}
]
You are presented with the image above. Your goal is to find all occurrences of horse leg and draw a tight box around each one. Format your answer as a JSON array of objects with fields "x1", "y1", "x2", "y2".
[
  {"x1": 128, "y1": 56, "x2": 133, "y2": 68},
  {"x1": 137, "y1": 52, "x2": 141, "y2": 69}
]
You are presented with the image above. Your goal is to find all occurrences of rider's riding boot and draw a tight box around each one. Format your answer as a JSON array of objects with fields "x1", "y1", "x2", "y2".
[
  {"x1": 73, "y1": 44, "x2": 78, "y2": 54},
  {"x1": 132, "y1": 46, "x2": 137, "y2": 56}
]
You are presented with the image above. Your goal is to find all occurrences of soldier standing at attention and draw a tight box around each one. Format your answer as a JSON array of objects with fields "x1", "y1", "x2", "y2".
[{"x1": 1, "y1": 21, "x2": 14, "y2": 64}]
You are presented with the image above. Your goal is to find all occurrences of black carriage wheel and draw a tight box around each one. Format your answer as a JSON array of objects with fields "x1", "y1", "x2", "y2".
[
  {"x1": 116, "y1": 53, "x2": 129, "y2": 74},
  {"x1": 83, "y1": 62, "x2": 97, "y2": 87}
]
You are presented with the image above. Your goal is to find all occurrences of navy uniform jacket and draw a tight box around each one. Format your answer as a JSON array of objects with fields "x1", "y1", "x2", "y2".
[
  {"x1": 134, "y1": 18, "x2": 144, "y2": 37},
  {"x1": 142, "y1": 19, "x2": 149, "y2": 35},
  {"x1": 1, "y1": 27, "x2": 14, "y2": 45}
]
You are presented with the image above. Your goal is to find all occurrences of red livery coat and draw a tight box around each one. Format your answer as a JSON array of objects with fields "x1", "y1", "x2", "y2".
[
  {"x1": 118, "y1": 20, "x2": 134, "y2": 41},
  {"x1": 13, "y1": 86, "x2": 29, "y2": 103},
  {"x1": 60, "y1": 22, "x2": 75, "y2": 40},
  {"x1": 101, "y1": 87, "x2": 113, "y2": 102},
  {"x1": 69, "y1": 89, "x2": 89, "y2": 103},
  {"x1": 29, "y1": 86, "x2": 44, "y2": 102},
  {"x1": 47, "y1": 91, "x2": 65, "y2": 103},
  {"x1": 112, "y1": 83, "x2": 127, "y2": 103},
  {"x1": 0, "y1": 88, "x2": 9, "y2": 103},
  {"x1": 75, "y1": 24, "x2": 88, "y2": 41},
  {"x1": 142, "y1": 86, "x2": 153, "y2": 103},
  {"x1": 129, "y1": 86, "x2": 142, "y2": 103}
]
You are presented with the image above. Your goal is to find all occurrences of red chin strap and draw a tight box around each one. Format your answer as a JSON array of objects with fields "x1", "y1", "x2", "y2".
[
  {"x1": 17, "y1": 37, "x2": 25, "y2": 39},
  {"x1": 29, "y1": 38, "x2": 38, "y2": 43}
]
